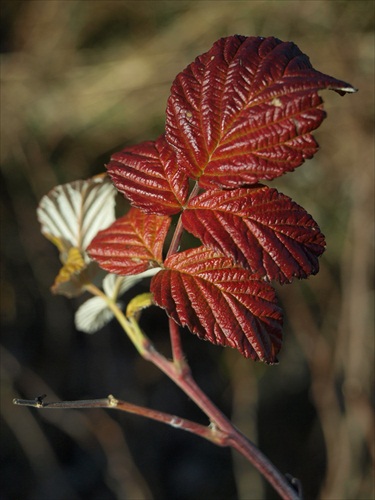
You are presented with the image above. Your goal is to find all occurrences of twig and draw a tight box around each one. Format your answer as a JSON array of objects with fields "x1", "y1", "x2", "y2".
[
  {"x1": 128, "y1": 319, "x2": 301, "y2": 500},
  {"x1": 13, "y1": 390, "x2": 300, "y2": 500},
  {"x1": 13, "y1": 395, "x2": 227, "y2": 445},
  {"x1": 51, "y1": 280, "x2": 301, "y2": 499}
]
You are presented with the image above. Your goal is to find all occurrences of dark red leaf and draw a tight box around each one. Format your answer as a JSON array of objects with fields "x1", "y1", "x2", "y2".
[
  {"x1": 166, "y1": 35, "x2": 356, "y2": 189},
  {"x1": 88, "y1": 208, "x2": 170, "y2": 275},
  {"x1": 107, "y1": 135, "x2": 189, "y2": 215},
  {"x1": 151, "y1": 246, "x2": 283, "y2": 363},
  {"x1": 182, "y1": 186, "x2": 325, "y2": 283}
]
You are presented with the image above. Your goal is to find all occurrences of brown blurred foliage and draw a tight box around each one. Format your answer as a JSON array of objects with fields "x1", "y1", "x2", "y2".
[{"x1": 1, "y1": 1, "x2": 374, "y2": 499}]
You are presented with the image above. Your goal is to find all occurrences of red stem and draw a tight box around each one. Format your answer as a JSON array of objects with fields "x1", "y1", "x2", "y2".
[
  {"x1": 115, "y1": 399, "x2": 227, "y2": 445},
  {"x1": 15, "y1": 324, "x2": 299, "y2": 499},
  {"x1": 166, "y1": 181, "x2": 200, "y2": 259},
  {"x1": 142, "y1": 323, "x2": 300, "y2": 500},
  {"x1": 169, "y1": 317, "x2": 187, "y2": 369},
  {"x1": 13, "y1": 396, "x2": 227, "y2": 445}
]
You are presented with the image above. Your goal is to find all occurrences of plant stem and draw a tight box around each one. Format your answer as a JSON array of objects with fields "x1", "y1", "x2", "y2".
[
  {"x1": 227, "y1": 432, "x2": 300, "y2": 500},
  {"x1": 84, "y1": 283, "x2": 151, "y2": 356},
  {"x1": 84, "y1": 282, "x2": 300, "y2": 500},
  {"x1": 169, "y1": 317, "x2": 187, "y2": 370},
  {"x1": 129, "y1": 316, "x2": 300, "y2": 500},
  {"x1": 166, "y1": 181, "x2": 200, "y2": 258},
  {"x1": 13, "y1": 395, "x2": 227, "y2": 446},
  {"x1": 150, "y1": 351, "x2": 299, "y2": 500}
]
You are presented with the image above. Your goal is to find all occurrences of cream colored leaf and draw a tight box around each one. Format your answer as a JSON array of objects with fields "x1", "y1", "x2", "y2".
[
  {"x1": 102, "y1": 268, "x2": 162, "y2": 300},
  {"x1": 75, "y1": 296, "x2": 116, "y2": 334},
  {"x1": 37, "y1": 174, "x2": 117, "y2": 261},
  {"x1": 76, "y1": 268, "x2": 161, "y2": 333}
]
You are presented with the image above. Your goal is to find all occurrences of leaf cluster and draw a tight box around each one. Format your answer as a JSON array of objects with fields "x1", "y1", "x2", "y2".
[{"x1": 53, "y1": 36, "x2": 356, "y2": 363}]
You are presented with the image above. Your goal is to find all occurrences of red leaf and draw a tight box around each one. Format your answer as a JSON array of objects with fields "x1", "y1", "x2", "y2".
[
  {"x1": 166, "y1": 35, "x2": 356, "y2": 189},
  {"x1": 88, "y1": 208, "x2": 170, "y2": 275},
  {"x1": 151, "y1": 246, "x2": 283, "y2": 363},
  {"x1": 182, "y1": 186, "x2": 325, "y2": 283},
  {"x1": 107, "y1": 135, "x2": 189, "y2": 215}
]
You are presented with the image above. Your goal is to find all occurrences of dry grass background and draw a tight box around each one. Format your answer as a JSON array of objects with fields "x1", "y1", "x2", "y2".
[{"x1": 1, "y1": 1, "x2": 374, "y2": 499}]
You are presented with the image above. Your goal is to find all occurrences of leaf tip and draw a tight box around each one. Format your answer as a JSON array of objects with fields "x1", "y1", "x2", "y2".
[{"x1": 333, "y1": 85, "x2": 358, "y2": 96}]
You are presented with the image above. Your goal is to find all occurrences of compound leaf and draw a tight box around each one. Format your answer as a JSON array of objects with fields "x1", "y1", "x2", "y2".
[
  {"x1": 107, "y1": 134, "x2": 189, "y2": 215},
  {"x1": 151, "y1": 246, "x2": 283, "y2": 363},
  {"x1": 166, "y1": 35, "x2": 356, "y2": 189},
  {"x1": 88, "y1": 208, "x2": 170, "y2": 275},
  {"x1": 182, "y1": 186, "x2": 325, "y2": 283}
]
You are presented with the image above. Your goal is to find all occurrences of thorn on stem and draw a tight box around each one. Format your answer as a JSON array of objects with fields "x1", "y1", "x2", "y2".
[
  {"x1": 285, "y1": 473, "x2": 303, "y2": 498},
  {"x1": 169, "y1": 416, "x2": 183, "y2": 428},
  {"x1": 108, "y1": 394, "x2": 118, "y2": 407},
  {"x1": 35, "y1": 394, "x2": 47, "y2": 407},
  {"x1": 209, "y1": 421, "x2": 219, "y2": 433}
]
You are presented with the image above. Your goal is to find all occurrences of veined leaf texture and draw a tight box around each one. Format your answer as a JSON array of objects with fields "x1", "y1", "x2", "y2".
[
  {"x1": 151, "y1": 247, "x2": 283, "y2": 363},
  {"x1": 166, "y1": 35, "x2": 355, "y2": 189},
  {"x1": 182, "y1": 186, "x2": 325, "y2": 283},
  {"x1": 88, "y1": 208, "x2": 170, "y2": 275},
  {"x1": 85, "y1": 36, "x2": 355, "y2": 360}
]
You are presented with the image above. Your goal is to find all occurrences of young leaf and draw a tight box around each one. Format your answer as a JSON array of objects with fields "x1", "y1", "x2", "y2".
[
  {"x1": 75, "y1": 296, "x2": 116, "y2": 334},
  {"x1": 182, "y1": 186, "x2": 325, "y2": 283},
  {"x1": 37, "y1": 175, "x2": 117, "y2": 296},
  {"x1": 51, "y1": 247, "x2": 99, "y2": 297},
  {"x1": 75, "y1": 269, "x2": 160, "y2": 333},
  {"x1": 37, "y1": 174, "x2": 117, "y2": 260},
  {"x1": 166, "y1": 35, "x2": 356, "y2": 189},
  {"x1": 88, "y1": 208, "x2": 170, "y2": 275},
  {"x1": 107, "y1": 135, "x2": 189, "y2": 215},
  {"x1": 102, "y1": 269, "x2": 161, "y2": 298},
  {"x1": 150, "y1": 246, "x2": 283, "y2": 363}
]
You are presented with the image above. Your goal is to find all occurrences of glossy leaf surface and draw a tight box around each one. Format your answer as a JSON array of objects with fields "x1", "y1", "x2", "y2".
[
  {"x1": 151, "y1": 246, "x2": 283, "y2": 363},
  {"x1": 166, "y1": 35, "x2": 356, "y2": 188},
  {"x1": 38, "y1": 35, "x2": 356, "y2": 362},
  {"x1": 88, "y1": 208, "x2": 170, "y2": 275},
  {"x1": 182, "y1": 186, "x2": 325, "y2": 283},
  {"x1": 107, "y1": 135, "x2": 189, "y2": 215}
]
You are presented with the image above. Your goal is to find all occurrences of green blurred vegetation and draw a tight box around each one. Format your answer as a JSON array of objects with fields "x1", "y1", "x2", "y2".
[{"x1": 1, "y1": 1, "x2": 373, "y2": 499}]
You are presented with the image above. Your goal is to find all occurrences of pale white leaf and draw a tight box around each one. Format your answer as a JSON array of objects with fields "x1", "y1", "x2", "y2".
[
  {"x1": 103, "y1": 268, "x2": 162, "y2": 300},
  {"x1": 76, "y1": 268, "x2": 162, "y2": 333},
  {"x1": 37, "y1": 175, "x2": 117, "y2": 260},
  {"x1": 74, "y1": 296, "x2": 116, "y2": 334}
]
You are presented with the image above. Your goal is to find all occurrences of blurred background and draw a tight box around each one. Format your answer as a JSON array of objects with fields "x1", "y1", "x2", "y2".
[{"x1": 1, "y1": 1, "x2": 374, "y2": 499}]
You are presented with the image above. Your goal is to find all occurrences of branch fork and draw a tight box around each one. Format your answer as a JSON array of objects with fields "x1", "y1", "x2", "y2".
[{"x1": 14, "y1": 288, "x2": 301, "y2": 500}]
